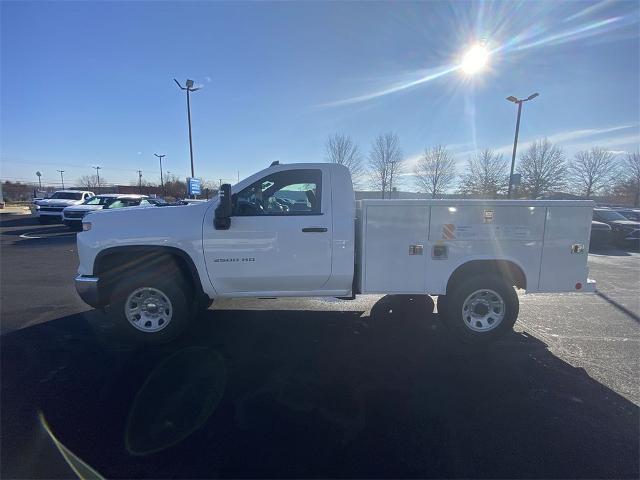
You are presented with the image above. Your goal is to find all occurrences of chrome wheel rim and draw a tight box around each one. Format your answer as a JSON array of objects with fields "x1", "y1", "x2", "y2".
[
  {"x1": 125, "y1": 287, "x2": 173, "y2": 333},
  {"x1": 461, "y1": 289, "x2": 505, "y2": 332}
]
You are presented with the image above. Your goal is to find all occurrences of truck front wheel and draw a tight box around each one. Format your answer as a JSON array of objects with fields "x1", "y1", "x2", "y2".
[
  {"x1": 109, "y1": 270, "x2": 191, "y2": 344},
  {"x1": 441, "y1": 275, "x2": 519, "y2": 343}
]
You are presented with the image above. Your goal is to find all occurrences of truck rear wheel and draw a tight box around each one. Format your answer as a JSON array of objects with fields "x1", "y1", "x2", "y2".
[
  {"x1": 441, "y1": 275, "x2": 518, "y2": 344},
  {"x1": 109, "y1": 268, "x2": 191, "y2": 344}
]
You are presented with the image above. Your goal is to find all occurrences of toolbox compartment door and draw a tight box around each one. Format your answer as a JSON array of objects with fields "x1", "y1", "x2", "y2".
[
  {"x1": 361, "y1": 204, "x2": 429, "y2": 293},
  {"x1": 539, "y1": 206, "x2": 592, "y2": 291}
]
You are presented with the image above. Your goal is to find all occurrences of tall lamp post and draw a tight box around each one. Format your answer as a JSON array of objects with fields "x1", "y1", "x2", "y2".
[
  {"x1": 57, "y1": 170, "x2": 65, "y2": 189},
  {"x1": 506, "y1": 92, "x2": 539, "y2": 198},
  {"x1": 137, "y1": 170, "x2": 143, "y2": 194},
  {"x1": 174, "y1": 79, "x2": 201, "y2": 179},
  {"x1": 154, "y1": 154, "x2": 166, "y2": 197},
  {"x1": 36, "y1": 171, "x2": 42, "y2": 190},
  {"x1": 93, "y1": 166, "x2": 101, "y2": 192}
]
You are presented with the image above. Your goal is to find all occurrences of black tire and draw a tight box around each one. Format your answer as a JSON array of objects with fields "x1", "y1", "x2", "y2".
[
  {"x1": 108, "y1": 266, "x2": 192, "y2": 344},
  {"x1": 441, "y1": 275, "x2": 519, "y2": 344}
]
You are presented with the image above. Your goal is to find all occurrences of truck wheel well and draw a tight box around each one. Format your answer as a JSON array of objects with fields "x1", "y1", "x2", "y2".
[
  {"x1": 446, "y1": 260, "x2": 526, "y2": 293},
  {"x1": 94, "y1": 246, "x2": 204, "y2": 304}
]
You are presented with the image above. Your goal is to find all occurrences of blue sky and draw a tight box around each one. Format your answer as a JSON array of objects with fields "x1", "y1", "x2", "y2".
[{"x1": 1, "y1": 0, "x2": 639, "y2": 189}]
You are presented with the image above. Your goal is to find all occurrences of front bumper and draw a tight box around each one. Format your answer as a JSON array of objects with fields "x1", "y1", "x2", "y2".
[
  {"x1": 75, "y1": 275, "x2": 101, "y2": 308},
  {"x1": 63, "y1": 218, "x2": 83, "y2": 229},
  {"x1": 37, "y1": 210, "x2": 63, "y2": 217}
]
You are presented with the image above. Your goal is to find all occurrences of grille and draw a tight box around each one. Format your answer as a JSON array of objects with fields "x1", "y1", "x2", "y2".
[
  {"x1": 40, "y1": 206, "x2": 65, "y2": 212},
  {"x1": 65, "y1": 211, "x2": 85, "y2": 219}
]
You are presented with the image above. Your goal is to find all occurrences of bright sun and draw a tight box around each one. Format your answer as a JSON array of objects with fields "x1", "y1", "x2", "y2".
[{"x1": 461, "y1": 44, "x2": 489, "y2": 75}]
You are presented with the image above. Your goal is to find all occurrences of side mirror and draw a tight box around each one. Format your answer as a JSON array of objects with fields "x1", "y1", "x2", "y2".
[{"x1": 214, "y1": 184, "x2": 232, "y2": 230}]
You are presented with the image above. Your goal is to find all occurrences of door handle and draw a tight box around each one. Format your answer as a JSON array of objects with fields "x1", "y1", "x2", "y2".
[{"x1": 302, "y1": 227, "x2": 327, "y2": 233}]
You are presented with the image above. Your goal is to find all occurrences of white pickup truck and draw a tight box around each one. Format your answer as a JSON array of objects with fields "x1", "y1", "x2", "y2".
[
  {"x1": 75, "y1": 162, "x2": 596, "y2": 344},
  {"x1": 35, "y1": 190, "x2": 95, "y2": 223}
]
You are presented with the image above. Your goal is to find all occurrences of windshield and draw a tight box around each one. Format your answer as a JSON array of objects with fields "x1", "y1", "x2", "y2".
[
  {"x1": 595, "y1": 210, "x2": 627, "y2": 222},
  {"x1": 50, "y1": 192, "x2": 83, "y2": 200},
  {"x1": 106, "y1": 199, "x2": 141, "y2": 209},
  {"x1": 619, "y1": 211, "x2": 640, "y2": 221},
  {"x1": 84, "y1": 196, "x2": 115, "y2": 205}
]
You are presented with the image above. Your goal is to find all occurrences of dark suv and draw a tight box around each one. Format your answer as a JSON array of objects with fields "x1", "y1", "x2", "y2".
[{"x1": 593, "y1": 208, "x2": 640, "y2": 248}]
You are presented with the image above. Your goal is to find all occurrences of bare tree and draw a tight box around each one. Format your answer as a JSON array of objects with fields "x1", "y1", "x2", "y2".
[
  {"x1": 368, "y1": 132, "x2": 403, "y2": 198},
  {"x1": 620, "y1": 150, "x2": 640, "y2": 207},
  {"x1": 325, "y1": 133, "x2": 364, "y2": 186},
  {"x1": 568, "y1": 147, "x2": 617, "y2": 198},
  {"x1": 163, "y1": 173, "x2": 187, "y2": 199},
  {"x1": 414, "y1": 145, "x2": 456, "y2": 198},
  {"x1": 458, "y1": 149, "x2": 509, "y2": 198},
  {"x1": 77, "y1": 174, "x2": 106, "y2": 191},
  {"x1": 518, "y1": 138, "x2": 566, "y2": 199}
]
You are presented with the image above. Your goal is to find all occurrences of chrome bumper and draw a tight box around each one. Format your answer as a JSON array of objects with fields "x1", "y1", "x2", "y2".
[{"x1": 75, "y1": 275, "x2": 101, "y2": 307}]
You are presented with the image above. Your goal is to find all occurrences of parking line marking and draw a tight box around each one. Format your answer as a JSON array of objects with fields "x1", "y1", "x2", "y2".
[{"x1": 19, "y1": 232, "x2": 42, "y2": 239}]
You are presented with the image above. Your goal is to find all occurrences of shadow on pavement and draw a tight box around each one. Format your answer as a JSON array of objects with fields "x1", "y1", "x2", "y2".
[
  {"x1": 596, "y1": 291, "x2": 640, "y2": 323},
  {"x1": 0, "y1": 214, "x2": 41, "y2": 228},
  {"x1": 589, "y1": 245, "x2": 635, "y2": 256},
  {"x1": 1, "y1": 295, "x2": 638, "y2": 478}
]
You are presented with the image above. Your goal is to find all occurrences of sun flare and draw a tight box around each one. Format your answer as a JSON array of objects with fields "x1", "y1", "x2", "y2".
[{"x1": 461, "y1": 44, "x2": 489, "y2": 75}]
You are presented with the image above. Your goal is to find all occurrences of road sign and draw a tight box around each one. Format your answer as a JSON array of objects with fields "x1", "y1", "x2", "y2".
[{"x1": 187, "y1": 177, "x2": 201, "y2": 196}]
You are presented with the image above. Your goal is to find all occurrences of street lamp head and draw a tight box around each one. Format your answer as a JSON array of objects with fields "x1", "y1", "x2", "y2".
[
  {"x1": 36, "y1": 171, "x2": 41, "y2": 177},
  {"x1": 506, "y1": 96, "x2": 518, "y2": 103},
  {"x1": 526, "y1": 92, "x2": 540, "y2": 101},
  {"x1": 186, "y1": 79, "x2": 194, "y2": 89}
]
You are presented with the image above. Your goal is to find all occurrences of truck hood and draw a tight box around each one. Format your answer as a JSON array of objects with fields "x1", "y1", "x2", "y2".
[
  {"x1": 87, "y1": 200, "x2": 214, "y2": 226},
  {"x1": 36, "y1": 198, "x2": 83, "y2": 207}
]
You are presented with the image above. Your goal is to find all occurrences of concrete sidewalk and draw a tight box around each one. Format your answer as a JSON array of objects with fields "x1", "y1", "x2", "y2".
[{"x1": 0, "y1": 205, "x2": 32, "y2": 215}]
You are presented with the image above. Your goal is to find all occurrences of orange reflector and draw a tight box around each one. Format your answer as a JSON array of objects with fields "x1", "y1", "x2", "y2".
[{"x1": 575, "y1": 282, "x2": 582, "y2": 290}]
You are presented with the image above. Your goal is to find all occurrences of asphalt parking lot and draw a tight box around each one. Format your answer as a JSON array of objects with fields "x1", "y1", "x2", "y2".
[{"x1": 1, "y1": 213, "x2": 638, "y2": 479}]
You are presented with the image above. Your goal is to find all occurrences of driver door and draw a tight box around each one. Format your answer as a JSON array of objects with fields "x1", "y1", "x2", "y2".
[{"x1": 203, "y1": 168, "x2": 333, "y2": 295}]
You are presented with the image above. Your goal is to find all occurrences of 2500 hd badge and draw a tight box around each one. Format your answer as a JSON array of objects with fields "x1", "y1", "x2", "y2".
[{"x1": 212, "y1": 257, "x2": 255, "y2": 263}]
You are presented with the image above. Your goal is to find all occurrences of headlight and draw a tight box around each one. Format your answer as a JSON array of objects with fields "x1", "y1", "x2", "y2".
[
  {"x1": 82, "y1": 222, "x2": 92, "y2": 231},
  {"x1": 35, "y1": 205, "x2": 40, "y2": 210}
]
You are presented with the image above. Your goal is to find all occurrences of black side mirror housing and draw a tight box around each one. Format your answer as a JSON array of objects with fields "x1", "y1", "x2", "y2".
[{"x1": 214, "y1": 184, "x2": 232, "y2": 230}]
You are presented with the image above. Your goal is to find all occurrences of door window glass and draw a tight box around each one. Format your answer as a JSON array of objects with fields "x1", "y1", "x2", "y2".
[{"x1": 234, "y1": 169, "x2": 322, "y2": 216}]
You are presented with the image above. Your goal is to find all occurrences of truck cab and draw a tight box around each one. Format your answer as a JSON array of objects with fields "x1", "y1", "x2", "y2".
[{"x1": 202, "y1": 163, "x2": 355, "y2": 297}]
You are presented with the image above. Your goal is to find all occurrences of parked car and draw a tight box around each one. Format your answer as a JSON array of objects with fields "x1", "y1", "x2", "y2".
[
  {"x1": 614, "y1": 208, "x2": 640, "y2": 222},
  {"x1": 74, "y1": 162, "x2": 596, "y2": 345},
  {"x1": 34, "y1": 190, "x2": 94, "y2": 224},
  {"x1": 146, "y1": 198, "x2": 168, "y2": 206},
  {"x1": 589, "y1": 220, "x2": 611, "y2": 250},
  {"x1": 63, "y1": 194, "x2": 150, "y2": 230},
  {"x1": 593, "y1": 208, "x2": 640, "y2": 248}
]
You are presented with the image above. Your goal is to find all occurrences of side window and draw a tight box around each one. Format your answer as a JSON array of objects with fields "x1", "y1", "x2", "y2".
[{"x1": 234, "y1": 169, "x2": 322, "y2": 216}]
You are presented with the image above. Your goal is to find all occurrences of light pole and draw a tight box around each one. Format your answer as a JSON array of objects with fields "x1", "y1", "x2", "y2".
[
  {"x1": 57, "y1": 170, "x2": 65, "y2": 189},
  {"x1": 137, "y1": 170, "x2": 143, "y2": 194},
  {"x1": 174, "y1": 79, "x2": 201, "y2": 179},
  {"x1": 36, "y1": 171, "x2": 42, "y2": 190},
  {"x1": 93, "y1": 166, "x2": 101, "y2": 192},
  {"x1": 155, "y1": 154, "x2": 166, "y2": 197},
  {"x1": 506, "y1": 92, "x2": 539, "y2": 198}
]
